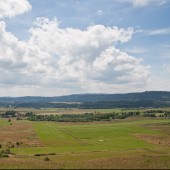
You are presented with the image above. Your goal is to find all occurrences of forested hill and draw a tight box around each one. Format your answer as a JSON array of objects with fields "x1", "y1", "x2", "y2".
[{"x1": 0, "y1": 91, "x2": 170, "y2": 103}]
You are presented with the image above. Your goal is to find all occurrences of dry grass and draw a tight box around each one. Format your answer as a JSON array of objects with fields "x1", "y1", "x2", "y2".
[
  {"x1": 0, "y1": 157, "x2": 65, "y2": 169},
  {"x1": 0, "y1": 119, "x2": 42, "y2": 148},
  {"x1": 71, "y1": 155, "x2": 170, "y2": 169},
  {"x1": 137, "y1": 134, "x2": 170, "y2": 146},
  {"x1": 0, "y1": 154, "x2": 169, "y2": 169},
  {"x1": 136, "y1": 123, "x2": 170, "y2": 146}
]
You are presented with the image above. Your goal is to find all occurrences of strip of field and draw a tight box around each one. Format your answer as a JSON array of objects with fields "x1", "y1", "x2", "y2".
[
  {"x1": 2, "y1": 107, "x2": 170, "y2": 116},
  {"x1": 0, "y1": 119, "x2": 42, "y2": 148},
  {"x1": 0, "y1": 118, "x2": 169, "y2": 169},
  {"x1": 13, "y1": 120, "x2": 170, "y2": 154}
]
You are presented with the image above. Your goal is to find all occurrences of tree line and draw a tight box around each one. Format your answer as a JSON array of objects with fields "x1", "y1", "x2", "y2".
[
  {"x1": 1, "y1": 110, "x2": 170, "y2": 122},
  {"x1": 27, "y1": 111, "x2": 170, "y2": 122},
  {"x1": 0, "y1": 100, "x2": 170, "y2": 109}
]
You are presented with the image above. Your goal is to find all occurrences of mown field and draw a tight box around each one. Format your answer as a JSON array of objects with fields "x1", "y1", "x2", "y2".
[{"x1": 0, "y1": 116, "x2": 170, "y2": 169}]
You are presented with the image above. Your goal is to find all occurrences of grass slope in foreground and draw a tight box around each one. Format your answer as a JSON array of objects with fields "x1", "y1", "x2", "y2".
[{"x1": 0, "y1": 118, "x2": 170, "y2": 169}]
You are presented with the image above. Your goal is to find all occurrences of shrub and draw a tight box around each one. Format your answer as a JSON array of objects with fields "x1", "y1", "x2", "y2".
[
  {"x1": 0, "y1": 149, "x2": 11, "y2": 158},
  {"x1": 11, "y1": 144, "x2": 14, "y2": 148},
  {"x1": 48, "y1": 153, "x2": 56, "y2": 155},
  {"x1": 34, "y1": 153, "x2": 46, "y2": 156},
  {"x1": 44, "y1": 156, "x2": 50, "y2": 161}
]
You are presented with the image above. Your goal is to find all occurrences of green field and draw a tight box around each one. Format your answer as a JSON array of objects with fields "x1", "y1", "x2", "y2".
[
  {"x1": 0, "y1": 119, "x2": 8, "y2": 126},
  {"x1": 0, "y1": 117, "x2": 170, "y2": 169}
]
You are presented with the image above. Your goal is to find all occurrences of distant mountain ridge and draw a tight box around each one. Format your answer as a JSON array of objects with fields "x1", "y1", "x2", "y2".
[{"x1": 0, "y1": 91, "x2": 170, "y2": 103}]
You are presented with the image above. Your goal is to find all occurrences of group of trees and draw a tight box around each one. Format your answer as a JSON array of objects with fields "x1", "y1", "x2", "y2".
[
  {"x1": 0, "y1": 110, "x2": 28, "y2": 119},
  {"x1": 27, "y1": 112, "x2": 136, "y2": 122},
  {"x1": 80, "y1": 101, "x2": 170, "y2": 109},
  {"x1": 19, "y1": 101, "x2": 170, "y2": 108},
  {"x1": 27, "y1": 110, "x2": 170, "y2": 122},
  {"x1": 143, "y1": 110, "x2": 170, "y2": 118},
  {"x1": 1, "y1": 110, "x2": 18, "y2": 118},
  {"x1": 0, "y1": 100, "x2": 170, "y2": 109}
]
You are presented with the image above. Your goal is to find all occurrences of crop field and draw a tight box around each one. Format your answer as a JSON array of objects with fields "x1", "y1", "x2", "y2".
[
  {"x1": 0, "y1": 116, "x2": 170, "y2": 169},
  {"x1": 0, "y1": 108, "x2": 123, "y2": 115},
  {"x1": 1, "y1": 107, "x2": 170, "y2": 115}
]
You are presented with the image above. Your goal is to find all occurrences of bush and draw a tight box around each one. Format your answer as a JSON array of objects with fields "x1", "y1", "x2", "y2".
[
  {"x1": 11, "y1": 144, "x2": 14, "y2": 148},
  {"x1": 44, "y1": 156, "x2": 50, "y2": 161},
  {"x1": 34, "y1": 153, "x2": 46, "y2": 156},
  {"x1": 0, "y1": 149, "x2": 11, "y2": 158},
  {"x1": 0, "y1": 153, "x2": 9, "y2": 158},
  {"x1": 48, "y1": 153, "x2": 56, "y2": 155}
]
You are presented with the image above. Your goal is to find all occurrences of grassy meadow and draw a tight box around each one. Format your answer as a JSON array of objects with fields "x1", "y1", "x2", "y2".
[{"x1": 0, "y1": 112, "x2": 170, "y2": 169}]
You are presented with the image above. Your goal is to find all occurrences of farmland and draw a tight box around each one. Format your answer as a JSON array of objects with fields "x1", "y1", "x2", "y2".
[
  {"x1": 1, "y1": 107, "x2": 170, "y2": 115},
  {"x1": 0, "y1": 109, "x2": 170, "y2": 169}
]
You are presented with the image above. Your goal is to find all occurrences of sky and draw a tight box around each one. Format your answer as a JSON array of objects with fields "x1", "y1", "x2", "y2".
[{"x1": 0, "y1": 0, "x2": 170, "y2": 96}]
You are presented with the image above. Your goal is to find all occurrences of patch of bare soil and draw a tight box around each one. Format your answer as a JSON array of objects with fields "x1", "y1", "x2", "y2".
[
  {"x1": 0, "y1": 119, "x2": 43, "y2": 148},
  {"x1": 136, "y1": 122, "x2": 170, "y2": 146},
  {"x1": 136, "y1": 134, "x2": 170, "y2": 146},
  {"x1": 141, "y1": 123, "x2": 170, "y2": 135}
]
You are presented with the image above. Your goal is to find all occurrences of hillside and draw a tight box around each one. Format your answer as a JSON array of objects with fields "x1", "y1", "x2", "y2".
[{"x1": 0, "y1": 91, "x2": 170, "y2": 103}]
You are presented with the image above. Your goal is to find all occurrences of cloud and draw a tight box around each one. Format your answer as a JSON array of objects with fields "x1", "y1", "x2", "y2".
[
  {"x1": 0, "y1": 17, "x2": 151, "y2": 95},
  {"x1": 125, "y1": 47, "x2": 147, "y2": 54},
  {"x1": 132, "y1": 0, "x2": 151, "y2": 6},
  {"x1": 115, "y1": 0, "x2": 165, "y2": 7},
  {"x1": 163, "y1": 64, "x2": 170, "y2": 73},
  {"x1": 0, "y1": 0, "x2": 31, "y2": 18},
  {"x1": 0, "y1": 20, "x2": 51, "y2": 86},
  {"x1": 0, "y1": 21, "x2": 27, "y2": 71},
  {"x1": 28, "y1": 17, "x2": 150, "y2": 83},
  {"x1": 145, "y1": 75, "x2": 170, "y2": 92},
  {"x1": 146, "y1": 28, "x2": 170, "y2": 35},
  {"x1": 97, "y1": 10, "x2": 103, "y2": 16},
  {"x1": 159, "y1": 1, "x2": 166, "y2": 6}
]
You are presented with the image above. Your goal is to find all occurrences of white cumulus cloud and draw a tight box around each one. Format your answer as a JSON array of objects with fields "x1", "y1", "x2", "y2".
[
  {"x1": 28, "y1": 18, "x2": 150, "y2": 84},
  {"x1": 0, "y1": 0, "x2": 31, "y2": 18},
  {"x1": 0, "y1": 21, "x2": 26, "y2": 70},
  {"x1": 0, "y1": 17, "x2": 151, "y2": 95},
  {"x1": 163, "y1": 64, "x2": 170, "y2": 73}
]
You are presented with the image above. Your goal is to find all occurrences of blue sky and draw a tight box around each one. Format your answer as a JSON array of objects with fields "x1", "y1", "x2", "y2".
[{"x1": 0, "y1": 0, "x2": 170, "y2": 96}]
